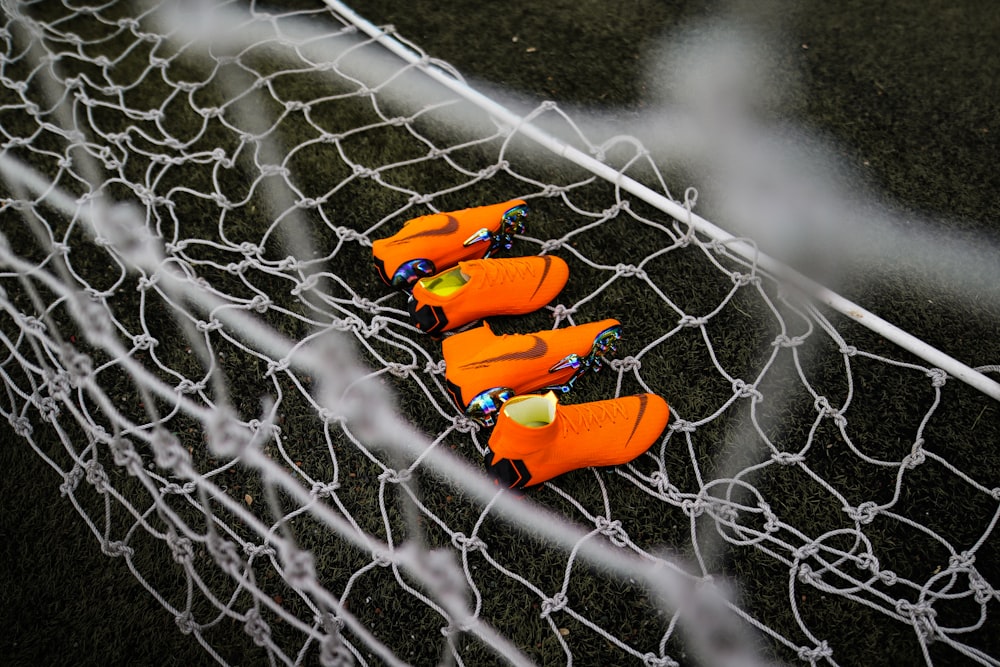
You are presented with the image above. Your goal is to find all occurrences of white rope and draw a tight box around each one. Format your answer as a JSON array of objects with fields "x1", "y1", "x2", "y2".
[{"x1": 1, "y1": 1, "x2": 997, "y2": 666}]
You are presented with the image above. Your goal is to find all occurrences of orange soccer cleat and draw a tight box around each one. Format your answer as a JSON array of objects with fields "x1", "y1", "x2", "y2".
[
  {"x1": 442, "y1": 318, "x2": 622, "y2": 425},
  {"x1": 485, "y1": 391, "x2": 669, "y2": 489},
  {"x1": 372, "y1": 199, "x2": 528, "y2": 289},
  {"x1": 407, "y1": 255, "x2": 569, "y2": 336}
]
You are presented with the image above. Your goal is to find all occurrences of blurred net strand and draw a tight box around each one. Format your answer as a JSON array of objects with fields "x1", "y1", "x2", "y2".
[
  {"x1": 1, "y1": 1, "x2": 998, "y2": 666},
  {"x1": 320, "y1": 0, "x2": 1000, "y2": 405}
]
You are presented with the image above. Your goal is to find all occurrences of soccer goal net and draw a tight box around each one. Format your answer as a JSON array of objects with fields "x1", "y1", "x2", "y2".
[{"x1": 1, "y1": 1, "x2": 998, "y2": 665}]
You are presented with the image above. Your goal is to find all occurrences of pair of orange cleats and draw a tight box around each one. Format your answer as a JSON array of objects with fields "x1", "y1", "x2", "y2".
[{"x1": 373, "y1": 200, "x2": 669, "y2": 490}]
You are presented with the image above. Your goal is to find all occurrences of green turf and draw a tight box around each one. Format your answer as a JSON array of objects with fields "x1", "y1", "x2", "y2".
[{"x1": 2, "y1": 0, "x2": 998, "y2": 666}]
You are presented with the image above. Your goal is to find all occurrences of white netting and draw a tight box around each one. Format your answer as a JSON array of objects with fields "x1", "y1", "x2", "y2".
[{"x1": 1, "y1": 1, "x2": 998, "y2": 665}]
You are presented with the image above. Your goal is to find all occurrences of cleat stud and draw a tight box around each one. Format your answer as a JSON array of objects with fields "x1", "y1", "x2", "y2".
[
  {"x1": 463, "y1": 227, "x2": 492, "y2": 247},
  {"x1": 549, "y1": 353, "x2": 581, "y2": 373}
]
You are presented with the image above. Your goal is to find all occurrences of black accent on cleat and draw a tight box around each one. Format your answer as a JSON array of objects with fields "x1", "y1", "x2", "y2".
[
  {"x1": 408, "y1": 298, "x2": 449, "y2": 335},
  {"x1": 485, "y1": 450, "x2": 531, "y2": 489},
  {"x1": 373, "y1": 254, "x2": 392, "y2": 286},
  {"x1": 445, "y1": 378, "x2": 465, "y2": 412}
]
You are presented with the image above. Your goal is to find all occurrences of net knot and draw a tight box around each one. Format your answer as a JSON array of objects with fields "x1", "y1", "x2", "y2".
[
  {"x1": 209, "y1": 536, "x2": 244, "y2": 575},
  {"x1": 615, "y1": 263, "x2": 646, "y2": 279},
  {"x1": 679, "y1": 314, "x2": 707, "y2": 328},
  {"x1": 110, "y1": 437, "x2": 143, "y2": 473},
  {"x1": 926, "y1": 368, "x2": 947, "y2": 387},
  {"x1": 85, "y1": 460, "x2": 109, "y2": 493},
  {"x1": 226, "y1": 259, "x2": 253, "y2": 276},
  {"x1": 854, "y1": 552, "x2": 879, "y2": 572},
  {"x1": 440, "y1": 621, "x2": 474, "y2": 638},
  {"x1": 670, "y1": 419, "x2": 696, "y2": 434},
  {"x1": 540, "y1": 592, "x2": 568, "y2": 618},
  {"x1": 244, "y1": 542, "x2": 277, "y2": 559},
  {"x1": 550, "y1": 304, "x2": 577, "y2": 320},
  {"x1": 153, "y1": 430, "x2": 189, "y2": 471},
  {"x1": 595, "y1": 516, "x2": 628, "y2": 546},
  {"x1": 797, "y1": 641, "x2": 833, "y2": 663},
  {"x1": 643, "y1": 654, "x2": 680, "y2": 667},
  {"x1": 681, "y1": 498, "x2": 706, "y2": 518},
  {"x1": 793, "y1": 542, "x2": 819, "y2": 562},
  {"x1": 20, "y1": 314, "x2": 46, "y2": 334},
  {"x1": 60, "y1": 464, "x2": 84, "y2": 496},
  {"x1": 763, "y1": 509, "x2": 781, "y2": 533},
  {"x1": 259, "y1": 163, "x2": 289, "y2": 178},
  {"x1": 424, "y1": 359, "x2": 446, "y2": 375},
  {"x1": 284, "y1": 550, "x2": 317, "y2": 587},
  {"x1": 969, "y1": 571, "x2": 993, "y2": 604},
  {"x1": 385, "y1": 362, "x2": 413, "y2": 378},
  {"x1": 903, "y1": 440, "x2": 926, "y2": 469},
  {"x1": 948, "y1": 551, "x2": 975, "y2": 570},
  {"x1": 452, "y1": 414, "x2": 480, "y2": 433},
  {"x1": 649, "y1": 471, "x2": 678, "y2": 497},
  {"x1": 877, "y1": 569, "x2": 898, "y2": 586},
  {"x1": 713, "y1": 501, "x2": 739, "y2": 524},
  {"x1": 894, "y1": 600, "x2": 937, "y2": 640},
  {"x1": 195, "y1": 318, "x2": 223, "y2": 332},
  {"x1": 265, "y1": 358, "x2": 290, "y2": 377},
  {"x1": 46, "y1": 370, "x2": 71, "y2": 399},
  {"x1": 36, "y1": 396, "x2": 60, "y2": 422},
  {"x1": 451, "y1": 532, "x2": 485, "y2": 553},
  {"x1": 846, "y1": 501, "x2": 880, "y2": 525},
  {"x1": 208, "y1": 413, "x2": 250, "y2": 458},
  {"x1": 540, "y1": 239, "x2": 564, "y2": 253},
  {"x1": 243, "y1": 608, "x2": 271, "y2": 646},
  {"x1": 102, "y1": 540, "x2": 134, "y2": 558},
  {"x1": 211, "y1": 192, "x2": 233, "y2": 209},
  {"x1": 291, "y1": 274, "x2": 320, "y2": 295},
  {"x1": 167, "y1": 533, "x2": 194, "y2": 564},
  {"x1": 176, "y1": 378, "x2": 206, "y2": 394},
  {"x1": 372, "y1": 550, "x2": 393, "y2": 567},
  {"x1": 540, "y1": 184, "x2": 567, "y2": 197},
  {"x1": 732, "y1": 379, "x2": 763, "y2": 401},
  {"x1": 813, "y1": 396, "x2": 845, "y2": 424},
  {"x1": 773, "y1": 334, "x2": 805, "y2": 348},
  {"x1": 378, "y1": 468, "x2": 412, "y2": 484},
  {"x1": 610, "y1": 356, "x2": 641, "y2": 373},
  {"x1": 730, "y1": 271, "x2": 758, "y2": 287},
  {"x1": 771, "y1": 451, "x2": 804, "y2": 465},
  {"x1": 336, "y1": 226, "x2": 367, "y2": 243},
  {"x1": 131, "y1": 333, "x2": 158, "y2": 350},
  {"x1": 248, "y1": 294, "x2": 272, "y2": 312},
  {"x1": 796, "y1": 563, "x2": 816, "y2": 584},
  {"x1": 175, "y1": 612, "x2": 197, "y2": 635},
  {"x1": 10, "y1": 415, "x2": 32, "y2": 437},
  {"x1": 311, "y1": 481, "x2": 340, "y2": 498}
]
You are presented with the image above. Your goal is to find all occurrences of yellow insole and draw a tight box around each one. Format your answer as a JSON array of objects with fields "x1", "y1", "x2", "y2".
[
  {"x1": 504, "y1": 393, "x2": 557, "y2": 428},
  {"x1": 421, "y1": 267, "x2": 468, "y2": 297}
]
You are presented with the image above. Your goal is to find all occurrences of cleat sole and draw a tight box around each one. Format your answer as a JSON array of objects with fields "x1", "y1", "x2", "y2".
[
  {"x1": 391, "y1": 258, "x2": 436, "y2": 289},
  {"x1": 466, "y1": 386, "x2": 516, "y2": 427}
]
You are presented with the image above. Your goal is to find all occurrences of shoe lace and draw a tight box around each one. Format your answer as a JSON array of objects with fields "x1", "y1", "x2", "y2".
[
  {"x1": 481, "y1": 258, "x2": 537, "y2": 287},
  {"x1": 562, "y1": 400, "x2": 630, "y2": 436}
]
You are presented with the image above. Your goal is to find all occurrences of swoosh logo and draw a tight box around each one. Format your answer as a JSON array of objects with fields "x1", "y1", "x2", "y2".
[
  {"x1": 459, "y1": 335, "x2": 548, "y2": 369},
  {"x1": 624, "y1": 394, "x2": 649, "y2": 447},
  {"x1": 530, "y1": 256, "x2": 553, "y2": 299},
  {"x1": 388, "y1": 215, "x2": 459, "y2": 245}
]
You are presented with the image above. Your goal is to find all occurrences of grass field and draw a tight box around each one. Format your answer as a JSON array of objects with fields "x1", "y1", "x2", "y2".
[{"x1": 2, "y1": 1, "x2": 998, "y2": 665}]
